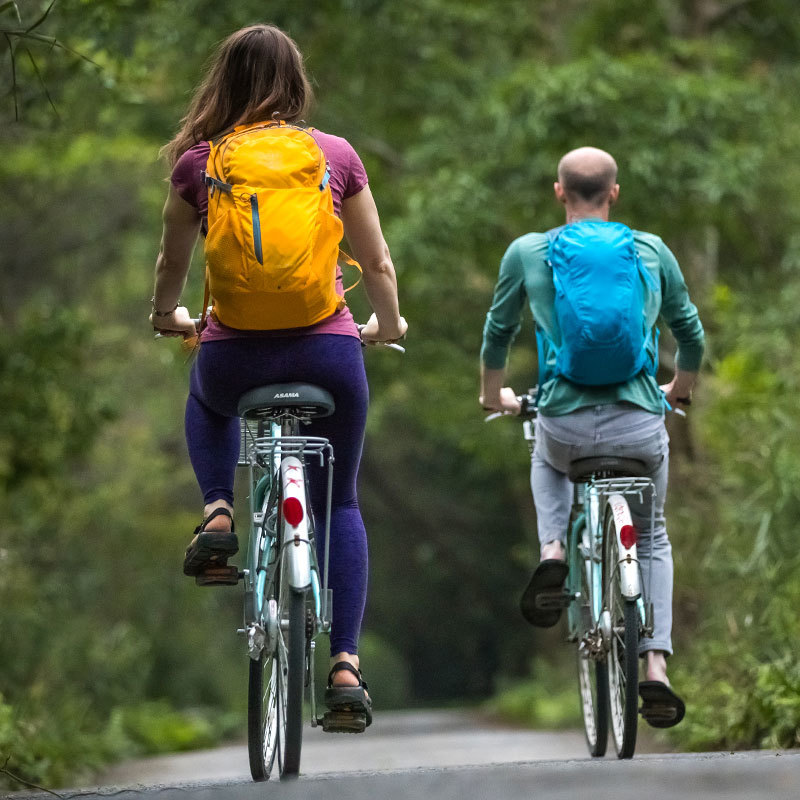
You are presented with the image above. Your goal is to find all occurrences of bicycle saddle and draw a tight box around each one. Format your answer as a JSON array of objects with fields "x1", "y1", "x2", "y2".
[
  {"x1": 237, "y1": 383, "x2": 336, "y2": 419},
  {"x1": 567, "y1": 456, "x2": 648, "y2": 483}
]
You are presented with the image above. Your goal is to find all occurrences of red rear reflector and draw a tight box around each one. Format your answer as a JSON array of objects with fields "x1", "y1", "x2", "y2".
[
  {"x1": 283, "y1": 497, "x2": 304, "y2": 527},
  {"x1": 620, "y1": 524, "x2": 637, "y2": 550}
]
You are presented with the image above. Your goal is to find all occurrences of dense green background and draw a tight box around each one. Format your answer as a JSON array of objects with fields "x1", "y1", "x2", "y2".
[{"x1": 2, "y1": 0, "x2": 800, "y2": 788}]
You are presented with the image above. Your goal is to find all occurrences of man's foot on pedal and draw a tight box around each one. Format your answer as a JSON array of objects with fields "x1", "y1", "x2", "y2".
[
  {"x1": 639, "y1": 681, "x2": 686, "y2": 728},
  {"x1": 540, "y1": 539, "x2": 566, "y2": 562},
  {"x1": 520, "y1": 541, "x2": 568, "y2": 628}
]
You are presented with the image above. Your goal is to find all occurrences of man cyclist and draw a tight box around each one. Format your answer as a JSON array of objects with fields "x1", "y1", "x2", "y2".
[{"x1": 479, "y1": 146, "x2": 704, "y2": 727}]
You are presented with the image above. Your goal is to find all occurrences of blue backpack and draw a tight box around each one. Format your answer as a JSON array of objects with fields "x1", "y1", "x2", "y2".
[{"x1": 538, "y1": 220, "x2": 658, "y2": 388}]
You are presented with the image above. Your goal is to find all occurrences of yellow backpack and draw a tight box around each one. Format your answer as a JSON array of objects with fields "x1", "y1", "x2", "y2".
[{"x1": 201, "y1": 121, "x2": 356, "y2": 330}]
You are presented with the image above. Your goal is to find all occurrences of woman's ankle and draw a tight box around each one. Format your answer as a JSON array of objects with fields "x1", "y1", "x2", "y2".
[
  {"x1": 202, "y1": 501, "x2": 234, "y2": 532},
  {"x1": 330, "y1": 652, "x2": 360, "y2": 687}
]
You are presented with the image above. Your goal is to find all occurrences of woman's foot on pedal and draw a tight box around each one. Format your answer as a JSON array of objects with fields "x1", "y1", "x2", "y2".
[
  {"x1": 183, "y1": 506, "x2": 239, "y2": 576},
  {"x1": 323, "y1": 655, "x2": 372, "y2": 733}
]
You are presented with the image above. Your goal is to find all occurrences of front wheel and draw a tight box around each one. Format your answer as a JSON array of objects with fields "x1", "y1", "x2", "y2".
[{"x1": 603, "y1": 506, "x2": 640, "y2": 759}]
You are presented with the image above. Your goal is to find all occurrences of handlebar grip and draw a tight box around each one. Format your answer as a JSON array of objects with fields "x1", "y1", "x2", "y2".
[{"x1": 517, "y1": 394, "x2": 538, "y2": 420}]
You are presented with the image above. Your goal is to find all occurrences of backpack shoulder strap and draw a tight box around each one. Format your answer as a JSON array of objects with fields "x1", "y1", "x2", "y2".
[
  {"x1": 545, "y1": 225, "x2": 566, "y2": 246},
  {"x1": 535, "y1": 228, "x2": 565, "y2": 403},
  {"x1": 535, "y1": 324, "x2": 551, "y2": 405}
]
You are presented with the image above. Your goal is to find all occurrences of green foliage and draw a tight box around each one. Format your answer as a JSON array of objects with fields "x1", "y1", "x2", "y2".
[
  {"x1": 665, "y1": 270, "x2": 800, "y2": 751},
  {"x1": 485, "y1": 659, "x2": 581, "y2": 729},
  {"x1": 0, "y1": 308, "x2": 113, "y2": 487},
  {"x1": 107, "y1": 703, "x2": 216, "y2": 755},
  {"x1": 675, "y1": 653, "x2": 800, "y2": 752}
]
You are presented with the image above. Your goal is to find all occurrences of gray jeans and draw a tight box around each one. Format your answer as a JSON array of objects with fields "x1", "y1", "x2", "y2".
[{"x1": 531, "y1": 404, "x2": 673, "y2": 655}]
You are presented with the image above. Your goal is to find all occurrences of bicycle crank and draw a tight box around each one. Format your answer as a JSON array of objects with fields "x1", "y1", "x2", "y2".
[{"x1": 535, "y1": 590, "x2": 575, "y2": 610}]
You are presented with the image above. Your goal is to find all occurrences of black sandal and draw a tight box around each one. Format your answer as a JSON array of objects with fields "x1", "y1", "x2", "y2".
[
  {"x1": 323, "y1": 662, "x2": 372, "y2": 732},
  {"x1": 519, "y1": 559, "x2": 570, "y2": 627},
  {"x1": 639, "y1": 680, "x2": 686, "y2": 728},
  {"x1": 182, "y1": 508, "x2": 239, "y2": 576}
]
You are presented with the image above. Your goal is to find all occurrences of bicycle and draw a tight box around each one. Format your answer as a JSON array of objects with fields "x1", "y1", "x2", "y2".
[
  {"x1": 488, "y1": 392, "x2": 658, "y2": 759},
  {"x1": 157, "y1": 321, "x2": 403, "y2": 780}
]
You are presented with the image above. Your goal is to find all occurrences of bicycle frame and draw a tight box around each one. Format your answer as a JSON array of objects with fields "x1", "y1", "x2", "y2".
[
  {"x1": 240, "y1": 418, "x2": 334, "y2": 661},
  {"x1": 566, "y1": 479, "x2": 657, "y2": 647},
  {"x1": 522, "y1": 415, "x2": 656, "y2": 647}
]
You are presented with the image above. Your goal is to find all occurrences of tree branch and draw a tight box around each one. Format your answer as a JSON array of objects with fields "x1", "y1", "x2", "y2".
[
  {"x1": 0, "y1": 754, "x2": 66, "y2": 798},
  {"x1": 1, "y1": 0, "x2": 98, "y2": 119}
]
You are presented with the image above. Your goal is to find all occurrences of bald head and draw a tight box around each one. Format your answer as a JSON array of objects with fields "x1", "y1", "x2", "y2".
[{"x1": 556, "y1": 147, "x2": 618, "y2": 208}]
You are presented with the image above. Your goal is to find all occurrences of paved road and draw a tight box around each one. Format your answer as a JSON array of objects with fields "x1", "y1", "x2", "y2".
[
  {"x1": 10, "y1": 711, "x2": 800, "y2": 800},
  {"x1": 98, "y1": 709, "x2": 591, "y2": 784}
]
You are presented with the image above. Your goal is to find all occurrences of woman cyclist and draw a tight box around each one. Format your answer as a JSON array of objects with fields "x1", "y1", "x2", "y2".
[{"x1": 150, "y1": 23, "x2": 407, "y2": 728}]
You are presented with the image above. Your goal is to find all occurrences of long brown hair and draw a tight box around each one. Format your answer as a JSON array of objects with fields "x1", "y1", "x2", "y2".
[{"x1": 162, "y1": 24, "x2": 313, "y2": 165}]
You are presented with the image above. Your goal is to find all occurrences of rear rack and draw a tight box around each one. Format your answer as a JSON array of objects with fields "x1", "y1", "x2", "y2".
[
  {"x1": 253, "y1": 436, "x2": 332, "y2": 467},
  {"x1": 590, "y1": 477, "x2": 656, "y2": 502},
  {"x1": 238, "y1": 421, "x2": 334, "y2": 467},
  {"x1": 238, "y1": 420, "x2": 259, "y2": 466}
]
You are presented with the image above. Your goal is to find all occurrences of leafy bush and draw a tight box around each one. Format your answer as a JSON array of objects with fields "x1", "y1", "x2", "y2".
[
  {"x1": 106, "y1": 702, "x2": 216, "y2": 755},
  {"x1": 486, "y1": 659, "x2": 581, "y2": 729},
  {"x1": 675, "y1": 654, "x2": 800, "y2": 751}
]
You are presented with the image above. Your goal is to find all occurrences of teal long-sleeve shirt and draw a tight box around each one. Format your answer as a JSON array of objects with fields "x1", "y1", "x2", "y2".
[{"x1": 481, "y1": 224, "x2": 705, "y2": 416}]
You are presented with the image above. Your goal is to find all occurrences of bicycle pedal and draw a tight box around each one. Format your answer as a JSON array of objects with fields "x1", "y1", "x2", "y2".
[
  {"x1": 321, "y1": 710, "x2": 367, "y2": 734},
  {"x1": 534, "y1": 591, "x2": 572, "y2": 610},
  {"x1": 195, "y1": 565, "x2": 240, "y2": 586},
  {"x1": 640, "y1": 705, "x2": 677, "y2": 722}
]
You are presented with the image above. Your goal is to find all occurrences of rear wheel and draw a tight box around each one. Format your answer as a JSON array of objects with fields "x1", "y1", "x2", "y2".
[
  {"x1": 247, "y1": 647, "x2": 281, "y2": 780},
  {"x1": 278, "y1": 588, "x2": 306, "y2": 777},
  {"x1": 603, "y1": 506, "x2": 640, "y2": 759},
  {"x1": 247, "y1": 576, "x2": 307, "y2": 779},
  {"x1": 576, "y1": 553, "x2": 608, "y2": 757}
]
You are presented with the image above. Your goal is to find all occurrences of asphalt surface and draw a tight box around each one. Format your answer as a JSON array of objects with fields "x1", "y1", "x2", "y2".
[{"x1": 7, "y1": 711, "x2": 800, "y2": 800}]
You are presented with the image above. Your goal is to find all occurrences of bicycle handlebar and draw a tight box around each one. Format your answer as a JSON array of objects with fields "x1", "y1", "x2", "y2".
[
  {"x1": 484, "y1": 391, "x2": 537, "y2": 423},
  {"x1": 155, "y1": 319, "x2": 406, "y2": 353},
  {"x1": 484, "y1": 389, "x2": 687, "y2": 421},
  {"x1": 355, "y1": 324, "x2": 406, "y2": 353}
]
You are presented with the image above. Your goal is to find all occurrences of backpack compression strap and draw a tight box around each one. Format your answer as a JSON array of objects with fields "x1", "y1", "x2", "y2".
[{"x1": 339, "y1": 251, "x2": 363, "y2": 298}]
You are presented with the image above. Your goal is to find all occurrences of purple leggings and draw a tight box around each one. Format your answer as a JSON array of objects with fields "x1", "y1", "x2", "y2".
[{"x1": 186, "y1": 334, "x2": 369, "y2": 656}]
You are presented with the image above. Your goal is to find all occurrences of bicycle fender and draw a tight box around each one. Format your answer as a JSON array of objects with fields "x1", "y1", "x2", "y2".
[
  {"x1": 607, "y1": 494, "x2": 641, "y2": 600},
  {"x1": 281, "y1": 456, "x2": 312, "y2": 591}
]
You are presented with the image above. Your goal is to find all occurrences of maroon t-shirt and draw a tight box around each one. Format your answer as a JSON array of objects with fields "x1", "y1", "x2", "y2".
[{"x1": 170, "y1": 129, "x2": 368, "y2": 341}]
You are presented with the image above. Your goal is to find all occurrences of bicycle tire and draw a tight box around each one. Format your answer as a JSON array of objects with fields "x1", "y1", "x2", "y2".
[
  {"x1": 279, "y1": 588, "x2": 306, "y2": 778},
  {"x1": 603, "y1": 506, "x2": 640, "y2": 759},
  {"x1": 576, "y1": 553, "x2": 609, "y2": 757},
  {"x1": 247, "y1": 647, "x2": 280, "y2": 781},
  {"x1": 247, "y1": 499, "x2": 281, "y2": 781}
]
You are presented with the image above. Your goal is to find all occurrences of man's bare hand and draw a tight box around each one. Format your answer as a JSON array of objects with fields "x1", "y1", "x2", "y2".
[
  {"x1": 480, "y1": 386, "x2": 521, "y2": 415},
  {"x1": 660, "y1": 370, "x2": 697, "y2": 409}
]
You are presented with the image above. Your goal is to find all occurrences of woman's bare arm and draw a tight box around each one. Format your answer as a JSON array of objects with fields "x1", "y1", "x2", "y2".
[
  {"x1": 341, "y1": 185, "x2": 407, "y2": 342},
  {"x1": 151, "y1": 184, "x2": 201, "y2": 335}
]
